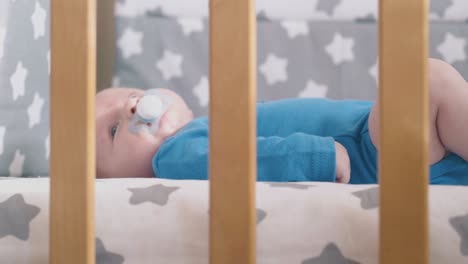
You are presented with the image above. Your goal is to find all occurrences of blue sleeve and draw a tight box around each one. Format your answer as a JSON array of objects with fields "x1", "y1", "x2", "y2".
[
  {"x1": 153, "y1": 130, "x2": 336, "y2": 182},
  {"x1": 256, "y1": 133, "x2": 336, "y2": 182}
]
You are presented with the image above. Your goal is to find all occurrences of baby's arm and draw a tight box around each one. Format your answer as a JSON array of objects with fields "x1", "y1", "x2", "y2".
[
  {"x1": 256, "y1": 134, "x2": 348, "y2": 183},
  {"x1": 154, "y1": 128, "x2": 350, "y2": 183}
]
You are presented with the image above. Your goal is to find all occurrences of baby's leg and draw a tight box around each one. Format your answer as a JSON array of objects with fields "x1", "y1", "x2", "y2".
[{"x1": 368, "y1": 58, "x2": 468, "y2": 164}]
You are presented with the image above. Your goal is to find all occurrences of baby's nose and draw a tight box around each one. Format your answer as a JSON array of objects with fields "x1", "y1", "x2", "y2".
[{"x1": 123, "y1": 95, "x2": 139, "y2": 119}]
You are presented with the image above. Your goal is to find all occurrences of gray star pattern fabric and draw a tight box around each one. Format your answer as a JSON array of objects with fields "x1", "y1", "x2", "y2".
[
  {"x1": 449, "y1": 213, "x2": 468, "y2": 256},
  {"x1": 96, "y1": 238, "x2": 125, "y2": 264},
  {"x1": 0, "y1": 0, "x2": 50, "y2": 177},
  {"x1": 114, "y1": 8, "x2": 468, "y2": 120},
  {"x1": 0, "y1": 193, "x2": 40, "y2": 240},
  {"x1": 316, "y1": 0, "x2": 341, "y2": 15},
  {"x1": 302, "y1": 243, "x2": 360, "y2": 264},
  {"x1": 430, "y1": 0, "x2": 453, "y2": 16},
  {"x1": 128, "y1": 184, "x2": 179, "y2": 206},
  {"x1": 269, "y1": 182, "x2": 314, "y2": 190},
  {"x1": 0, "y1": 0, "x2": 467, "y2": 177},
  {"x1": 352, "y1": 187, "x2": 379, "y2": 210},
  {"x1": 257, "y1": 208, "x2": 267, "y2": 224}
]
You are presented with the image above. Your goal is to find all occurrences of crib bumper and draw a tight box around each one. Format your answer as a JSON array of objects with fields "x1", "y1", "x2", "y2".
[{"x1": 0, "y1": 177, "x2": 466, "y2": 264}]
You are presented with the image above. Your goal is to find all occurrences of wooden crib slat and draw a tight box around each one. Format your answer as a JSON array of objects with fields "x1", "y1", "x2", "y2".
[
  {"x1": 209, "y1": 0, "x2": 257, "y2": 263},
  {"x1": 50, "y1": 1, "x2": 96, "y2": 264},
  {"x1": 379, "y1": 0, "x2": 429, "y2": 263}
]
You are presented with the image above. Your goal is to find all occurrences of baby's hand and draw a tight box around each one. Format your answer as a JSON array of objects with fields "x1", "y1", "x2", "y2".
[{"x1": 335, "y1": 141, "x2": 351, "y2": 183}]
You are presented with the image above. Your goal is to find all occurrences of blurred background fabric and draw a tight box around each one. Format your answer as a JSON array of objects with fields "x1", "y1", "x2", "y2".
[
  {"x1": 0, "y1": 0, "x2": 467, "y2": 176},
  {"x1": 113, "y1": 0, "x2": 468, "y2": 117}
]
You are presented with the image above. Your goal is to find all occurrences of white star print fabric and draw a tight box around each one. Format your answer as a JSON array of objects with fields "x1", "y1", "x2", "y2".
[
  {"x1": 10, "y1": 61, "x2": 28, "y2": 101},
  {"x1": 31, "y1": 1, "x2": 46, "y2": 40},
  {"x1": 437, "y1": 33, "x2": 467, "y2": 64},
  {"x1": 117, "y1": 27, "x2": 143, "y2": 59},
  {"x1": 156, "y1": 50, "x2": 183, "y2": 80},
  {"x1": 115, "y1": 0, "x2": 468, "y2": 120},
  {"x1": 0, "y1": 0, "x2": 50, "y2": 176},
  {"x1": 27, "y1": 93, "x2": 45, "y2": 128},
  {"x1": 259, "y1": 54, "x2": 288, "y2": 85},
  {"x1": 114, "y1": 0, "x2": 468, "y2": 21}
]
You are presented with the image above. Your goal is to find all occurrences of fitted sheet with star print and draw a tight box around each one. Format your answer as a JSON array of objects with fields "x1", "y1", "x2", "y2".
[{"x1": 0, "y1": 177, "x2": 467, "y2": 263}]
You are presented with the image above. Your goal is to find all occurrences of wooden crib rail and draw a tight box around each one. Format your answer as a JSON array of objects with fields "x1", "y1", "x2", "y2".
[
  {"x1": 209, "y1": 0, "x2": 257, "y2": 263},
  {"x1": 379, "y1": 0, "x2": 429, "y2": 263},
  {"x1": 50, "y1": 0, "x2": 96, "y2": 263},
  {"x1": 49, "y1": 0, "x2": 429, "y2": 264}
]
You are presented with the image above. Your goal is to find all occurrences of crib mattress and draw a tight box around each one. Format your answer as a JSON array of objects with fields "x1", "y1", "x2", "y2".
[{"x1": 0, "y1": 177, "x2": 467, "y2": 264}]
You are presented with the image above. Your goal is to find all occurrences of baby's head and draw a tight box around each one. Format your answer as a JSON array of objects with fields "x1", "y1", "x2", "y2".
[{"x1": 96, "y1": 88, "x2": 194, "y2": 178}]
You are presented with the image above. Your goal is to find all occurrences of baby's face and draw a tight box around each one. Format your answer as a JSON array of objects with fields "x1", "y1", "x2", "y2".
[{"x1": 96, "y1": 88, "x2": 194, "y2": 178}]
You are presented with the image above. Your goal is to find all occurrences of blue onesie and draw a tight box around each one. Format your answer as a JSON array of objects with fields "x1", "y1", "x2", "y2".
[{"x1": 153, "y1": 98, "x2": 468, "y2": 185}]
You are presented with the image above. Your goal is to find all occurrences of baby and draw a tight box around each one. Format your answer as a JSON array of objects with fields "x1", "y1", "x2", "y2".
[{"x1": 96, "y1": 58, "x2": 468, "y2": 185}]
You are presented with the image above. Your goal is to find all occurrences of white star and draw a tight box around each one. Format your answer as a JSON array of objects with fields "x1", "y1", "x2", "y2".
[
  {"x1": 437, "y1": 33, "x2": 466, "y2": 64},
  {"x1": 9, "y1": 150, "x2": 25, "y2": 177},
  {"x1": 369, "y1": 60, "x2": 378, "y2": 85},
  {"x1": 156, "y1": 50, "x2": 183, "y2": 80},
  {"x1": 259, "y1": 54, "x2": 288, "y2": 85},
  {"x1": 298, "y1": 80, "x2": 328, "y2": 98},
  {"x1": 118, "y1": 27, "x2": 143, "y2": 59},
  {"x1": 177, "y1": 18, "x2": 204, "y2": 35},
  {"x1": 444, "y1": 0, "x2": 468, "y2": 20},
  {"x1": 45, "y1": 133, "x2": 50, "y2": 160},
  {"x1": 0, "y1": 27, "x2": 6, "y2": 59},
  {"x1": 325, "y1": 33, "x2": 355, "y2": 65},
  {"x1": 27, "y1": 92, "x2": 45, "y2": 128},
  {"x1": 193, "y1": 76, "x2": 209, "y2": 107},
  {"x1": 280, "y1": 20, "x2": 309, "y2": 38},
  {"x1": 0, "y1": 126, "x2": 5, "y2": 156},
  {"x1": 10, "y1": 61, "x2": 28, "y2": 101},
  {"x1": 47, "y1": 50, "x2": 50, "y2": 74},
  {"x1": 31, "y1": 1, "x2": 46, "y2": 39}
]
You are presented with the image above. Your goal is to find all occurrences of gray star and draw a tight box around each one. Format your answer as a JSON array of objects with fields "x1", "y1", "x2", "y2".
[
  {"x1": 146, "y1": 7, "x2": 167, "y2": 18},
  {"x1": 352, "y1": 187, "x2": 379, "y2": 210},
  {"x1": 0, "y1": 194, "x2": 40, "y2": 240},
  {"x1": 128, "y1": 184, "x2": 179, "y2": 206},
  {"x1": 257, "y1": 208, "x2": 267, "y2": 225},
  {"x1": 449, "y1": 213, "x2": 468, "y2": 256},
  {"x1": 355, "y1": 14, "x2": 377, "y2": 23},
  {"x1": 430, "y1": 0, "x2": 452, "y2": 16},
  {"x1": 302, "y1": 243, "x2": 360, "y2": 264},
  {"x1": 96, "y1": 238, "x2": 125, "y2": 264},
  {"x1": 256, "y1": 11, "x2": 271, "y2": 22},
  {"x1": 316, "y1": 0, "x2": 341, "y2": 15},
  {"x1": 269, "y1": 183, "x2": 314, "y2": 190}
]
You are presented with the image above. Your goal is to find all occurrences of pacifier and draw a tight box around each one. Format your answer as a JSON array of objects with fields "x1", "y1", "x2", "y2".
[{"x1": 128, "y1": 89, "x2": 172, "y2": 135}]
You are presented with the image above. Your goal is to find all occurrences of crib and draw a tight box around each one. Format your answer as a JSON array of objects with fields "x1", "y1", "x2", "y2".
[{"x1": 6, "y1": 0, "x2": 457, "y2": 263}]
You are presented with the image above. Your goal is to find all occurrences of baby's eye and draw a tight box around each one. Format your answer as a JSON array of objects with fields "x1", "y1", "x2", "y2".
[{"x1": 110, "y1": 125, "x2": 118, "y2": 140}]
